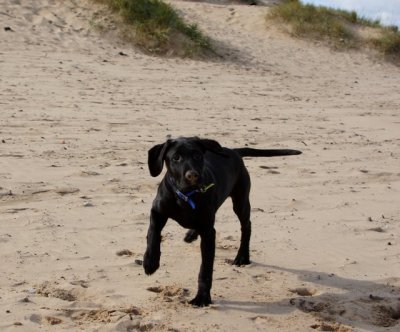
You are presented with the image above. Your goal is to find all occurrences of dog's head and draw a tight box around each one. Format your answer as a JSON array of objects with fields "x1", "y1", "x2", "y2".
[{"x1": 148, "y1": 137, "x2": 225, "y2": 190}]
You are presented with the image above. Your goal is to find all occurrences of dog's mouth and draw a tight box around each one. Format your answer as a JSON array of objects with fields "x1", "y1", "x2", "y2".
[
  {"x1": 186, "y1": 178, "x2": 200, "y2": 187},
  {"x1": 180, "y1": 181, "x2": 203, "y2": 192}
]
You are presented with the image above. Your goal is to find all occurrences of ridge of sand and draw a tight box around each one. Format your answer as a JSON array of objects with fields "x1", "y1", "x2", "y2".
[{"x1": 1, "y1": 0, "x2": 399, "y2": 331}]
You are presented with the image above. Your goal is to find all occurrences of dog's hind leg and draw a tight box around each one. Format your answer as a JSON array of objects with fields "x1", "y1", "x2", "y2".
[
  {"x1": 184, "y1": 229, "x2": 199, "y2": 243},
  {"x1": 231, "y1": 172, "x2": 252, "y2": 266}
]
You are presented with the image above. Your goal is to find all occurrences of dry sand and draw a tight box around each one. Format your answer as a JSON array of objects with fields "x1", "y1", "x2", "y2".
[{"x1": 1, "y1": 0, "x2": 400, "y2": 331}]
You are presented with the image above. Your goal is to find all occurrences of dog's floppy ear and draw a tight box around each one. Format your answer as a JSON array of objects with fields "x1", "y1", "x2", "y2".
[
  {"x1": 148, "y1": 140, "x2": 171, "y2": 177},
  {"x1": 197, "y1": 139, "x2": 228, "y2": 157}
]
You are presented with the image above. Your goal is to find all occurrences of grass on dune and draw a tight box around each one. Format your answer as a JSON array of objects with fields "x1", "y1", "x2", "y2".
[
  {"x1": 92, "y1": 0, "x2": 212, "y2": 57},
  {"x1": 268, "y1": 0, "x2": 400, "y2": 62}
]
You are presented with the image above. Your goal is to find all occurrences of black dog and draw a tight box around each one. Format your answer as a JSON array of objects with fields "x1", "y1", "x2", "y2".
[{"x1": 143, "y1": 137, "x2": 301, "y2": 306}]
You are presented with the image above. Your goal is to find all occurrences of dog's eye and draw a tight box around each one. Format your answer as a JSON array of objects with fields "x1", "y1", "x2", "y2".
[{"x1": 172, "y1": 154, "x2": 182, "y2": 162}]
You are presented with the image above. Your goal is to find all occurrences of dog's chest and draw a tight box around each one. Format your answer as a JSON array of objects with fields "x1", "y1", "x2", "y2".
[{"x1": 170, "y1": 201, "x2": 214, "y2": 229}]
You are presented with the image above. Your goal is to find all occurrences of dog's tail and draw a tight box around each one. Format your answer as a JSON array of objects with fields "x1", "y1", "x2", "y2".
[{"x1": 233, "y1": 148, "x2": 302, "y2": 157}]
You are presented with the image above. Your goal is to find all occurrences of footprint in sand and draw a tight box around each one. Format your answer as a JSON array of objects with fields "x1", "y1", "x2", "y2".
[
  {"x1": 147, "y1": 285, "x2": 190, "y2": 303},
  {"x1": 29, "y1": 314, "x2": 63, "y2": 326},
  {"x1": 310, "y1": 321, "x2": 353, "y2": 331},
  {"x1": 289, "y1": 287, "x2": 317, "y2": 297},
  {"x1": 226, "y1": 8, "x2": 236, "y2": 22}
]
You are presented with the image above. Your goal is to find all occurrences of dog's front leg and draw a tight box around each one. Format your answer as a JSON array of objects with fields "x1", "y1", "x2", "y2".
[
  {"x1": 190, "y1": 227, "x2": 216, "y2": 307},
  {"x1": 143, "y1": 209, "x2": 167, "y2": 275}
]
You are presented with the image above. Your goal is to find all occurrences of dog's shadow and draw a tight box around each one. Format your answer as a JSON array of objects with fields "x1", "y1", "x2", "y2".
[{"x1": 215, "y1": 263, "x2": 400, "y2": 330}]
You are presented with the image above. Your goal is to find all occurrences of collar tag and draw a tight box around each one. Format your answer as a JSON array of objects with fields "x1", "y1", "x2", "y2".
[{"x1": 200, "y1": 183, "x2": 215, "y2": 193}]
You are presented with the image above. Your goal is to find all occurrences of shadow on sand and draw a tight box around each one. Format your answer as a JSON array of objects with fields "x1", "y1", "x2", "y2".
[{"x1": 217, "y1": 263, "x2": 400, "y2": 331}]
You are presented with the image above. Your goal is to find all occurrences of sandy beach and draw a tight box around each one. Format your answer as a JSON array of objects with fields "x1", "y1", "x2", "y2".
[{"x1": 1, "y1": 0, "x2": 399, "y2": 330}]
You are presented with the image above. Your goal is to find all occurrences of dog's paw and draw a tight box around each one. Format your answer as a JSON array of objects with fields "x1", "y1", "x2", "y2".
[
  {"x1": 184, "y1": 229, "x2": 199, "y2": 243},
  {"x1": 189, "y1": 293, "x2": 212, "y2": 307},
  {"x1": 143, "y1": 251, "x2": 160, "y2": 275},
  {"x1": 233, "y1": 255, "x2": 251, "y2": 266}
]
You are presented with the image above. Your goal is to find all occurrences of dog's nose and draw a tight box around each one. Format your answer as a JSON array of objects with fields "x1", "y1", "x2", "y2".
[{"x1": 185, "y1": 170, "x2": 199, "y2": 184}]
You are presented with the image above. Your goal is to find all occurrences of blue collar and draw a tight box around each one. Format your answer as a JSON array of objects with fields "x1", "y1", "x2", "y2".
[{"x1": 168, "y1": 176, "x2": 215, "y2": 209}]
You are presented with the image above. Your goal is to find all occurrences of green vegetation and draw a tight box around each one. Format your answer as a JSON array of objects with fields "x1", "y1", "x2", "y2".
[
  {"x1": 372, "y1": 28, "x2": 400, "y2": 56},
  {"x1": 93, "y1": 0, "x2": 212, "y2": 57},
  {"x1": 268, "y1": 0, "x2": 400, "y2": 62}
]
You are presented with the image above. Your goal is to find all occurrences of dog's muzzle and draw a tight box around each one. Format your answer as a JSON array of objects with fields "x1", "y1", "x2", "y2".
[{"x1": 185, "y1": 170, "x2": 200, "y2": 186}]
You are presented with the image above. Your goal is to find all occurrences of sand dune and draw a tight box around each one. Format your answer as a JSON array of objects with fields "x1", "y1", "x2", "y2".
[{"x1": 1, "y1": 0, "x2": 399, "y2": 331}]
